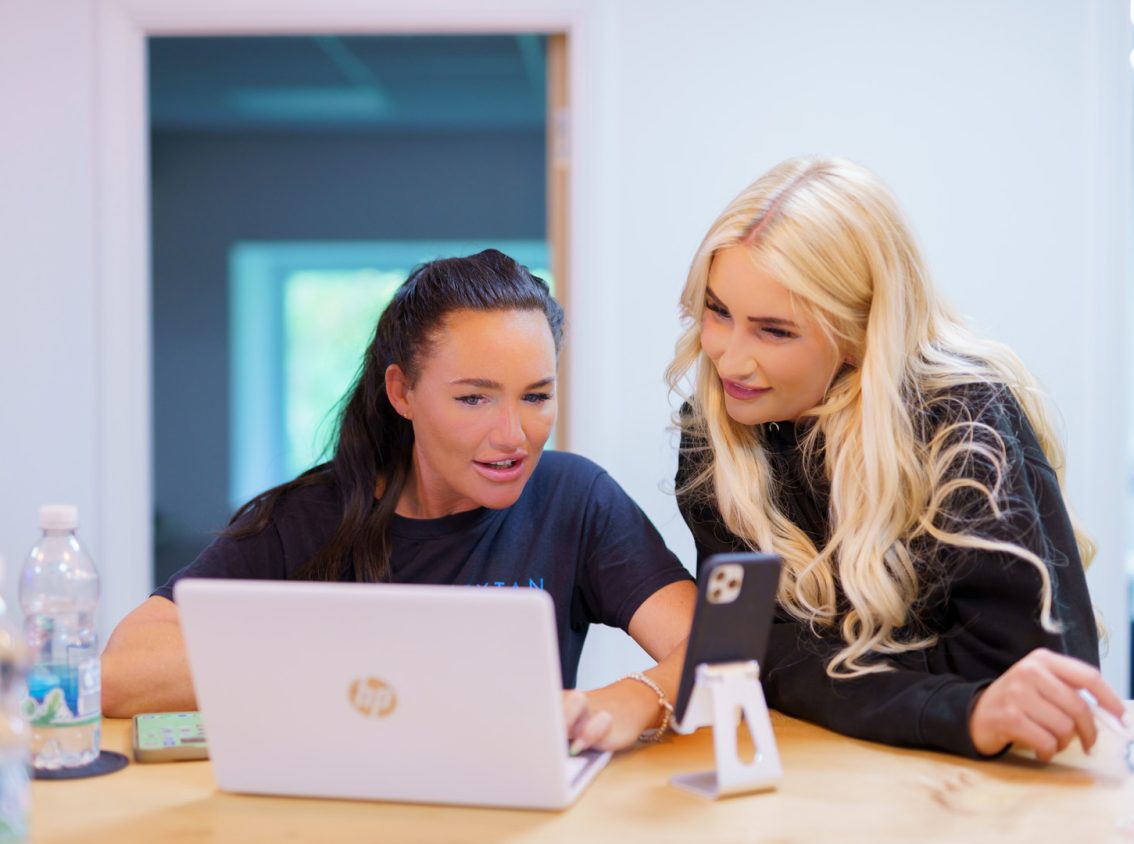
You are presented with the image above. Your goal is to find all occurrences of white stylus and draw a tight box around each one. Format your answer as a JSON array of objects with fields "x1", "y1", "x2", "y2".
[
  {"x1": 1078, "y1": 688, "x2": 1134, "y2": 774},
  {"x1": 1078, "y1": 688, "x2": 1132, "y2": 739}
]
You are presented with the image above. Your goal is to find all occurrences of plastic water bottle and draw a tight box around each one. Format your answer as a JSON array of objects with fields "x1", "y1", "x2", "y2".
[
  {"x1": 0, "y1": 555, "x2": 29, "y2": 843},
  {"x1": 20, "y1": 506, "x2": 101, "y2": 770}
]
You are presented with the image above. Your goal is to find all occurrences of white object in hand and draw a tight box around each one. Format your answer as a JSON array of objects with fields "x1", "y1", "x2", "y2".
[{"x1": 1077, "y1": 688, "x2": 1131, "y2": 739}]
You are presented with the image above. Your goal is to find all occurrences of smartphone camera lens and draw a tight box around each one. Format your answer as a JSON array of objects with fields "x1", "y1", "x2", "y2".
[{"x1": 707, "y1": 564, "x2": 744, "y2": 603}]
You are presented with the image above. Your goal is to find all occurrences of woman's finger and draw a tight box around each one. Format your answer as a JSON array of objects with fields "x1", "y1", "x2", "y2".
[
  {"x1": 1015, "y1": 692, "x2": 1078, "y2": 753},
  {"x1": 569, "y1": 709, "x2": 614, "y2": 755},
  {"x1": 1077, "y1": 675, "x2": 1127, "y2": 725},
  {"x1": 1035, "y1": 650, "x2": 1126, "y2": 722},
  {"x1": 1004, "y1": 713, "x2": 1061, "y2": 762},
  {"x1": 562, "y1": 690, "x2": 589, "y2": 738},
  {"x1": 1031, "y1": 668, "x2": 1098, "y2": 752}
]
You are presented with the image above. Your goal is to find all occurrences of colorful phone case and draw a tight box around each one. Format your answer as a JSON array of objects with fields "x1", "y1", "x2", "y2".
[{"x1": 132, "y1": 711, "x2": 209, "y2": 762}]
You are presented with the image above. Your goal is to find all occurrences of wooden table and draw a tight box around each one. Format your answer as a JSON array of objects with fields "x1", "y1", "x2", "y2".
[{"x1": 32, "y1": 710, "x2": 1134, "y2": 843}]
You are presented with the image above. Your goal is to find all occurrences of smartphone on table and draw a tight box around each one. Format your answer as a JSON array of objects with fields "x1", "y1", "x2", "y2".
[
  {"x1": 132, "y1": 711, "x2": 209, "y2": 762},
  {"x1": 673, "y1": 552, "x2": 783, "y2": 727}
]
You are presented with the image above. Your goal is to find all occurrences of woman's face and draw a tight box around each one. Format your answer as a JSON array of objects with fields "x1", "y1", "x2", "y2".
[
  {"x1": 386, "y1": 308, "x2": 557, "y2": 518},
  {"x1": 700, "y1": 245, "x2": 842, "y2": 426}
]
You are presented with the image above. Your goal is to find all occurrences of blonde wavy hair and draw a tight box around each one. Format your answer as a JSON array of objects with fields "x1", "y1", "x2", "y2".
[{"x1": 668, "y1": 156, "x2": 1095, "y2": 678}]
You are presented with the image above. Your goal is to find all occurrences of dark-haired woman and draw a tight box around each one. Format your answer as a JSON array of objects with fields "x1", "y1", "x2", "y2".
[{"x1": 102, "y1": 250, "x2": 695, "y2": 752}]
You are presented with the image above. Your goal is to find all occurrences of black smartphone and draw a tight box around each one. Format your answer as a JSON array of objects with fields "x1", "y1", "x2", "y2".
[{"x1": 673, "y1": 552, "x2": 783, "y2": 725}]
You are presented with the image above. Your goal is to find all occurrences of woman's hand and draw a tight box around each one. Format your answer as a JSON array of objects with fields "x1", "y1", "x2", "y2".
[
  {"x1": 562, "y1": 690, "x2": 614, "y2": 754},
  {"x1": 564, "y1": 580, "x2": 696, "y2": 754},
  {"x1": 969, "y1": 648, "x2": 1126, "y2": 761},
  {"x1": 562, "y1": 679, "x2": 667, "y2": 754}
]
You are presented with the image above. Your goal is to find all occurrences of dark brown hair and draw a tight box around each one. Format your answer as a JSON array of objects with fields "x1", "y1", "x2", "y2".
[{"x1": 224, "y1": 249, "x2": 564, "y2": 582}]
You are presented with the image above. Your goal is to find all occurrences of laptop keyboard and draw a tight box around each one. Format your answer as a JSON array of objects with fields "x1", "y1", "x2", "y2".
[
  {"x1": 564, "y1": 749, "x2": 604, "y2": 785},
  {"x1": 564, "y1": 754, "x2": 589, "y2": 780}
]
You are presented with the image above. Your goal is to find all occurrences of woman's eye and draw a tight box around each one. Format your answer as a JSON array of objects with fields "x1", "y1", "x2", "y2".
[
  {"x1": 455, "y1": 395, "x2": 486, "y2": 406},
  {"x1": 524, "y1": 392, "x2": 553, "y2": 404},
  {"x1": 763, "y1": 327, "x2": 797, "y2": 340},
  {"x1": 705, "y1": 301, "x2": 730, "y2": 319}
]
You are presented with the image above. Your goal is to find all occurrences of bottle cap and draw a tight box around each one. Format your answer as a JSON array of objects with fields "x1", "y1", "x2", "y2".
[{"x1": 39, "y1": 505, "x2": 78, "y2": 531}]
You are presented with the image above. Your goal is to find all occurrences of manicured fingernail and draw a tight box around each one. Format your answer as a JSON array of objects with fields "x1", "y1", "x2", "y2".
[{"x1": 569, "y1": 738, "x2": 586, "y2": 757}]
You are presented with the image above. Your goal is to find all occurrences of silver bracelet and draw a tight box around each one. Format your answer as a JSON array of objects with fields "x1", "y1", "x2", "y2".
[{"x1": 625, "y1": 672, "x2": 674, "y2": 742}]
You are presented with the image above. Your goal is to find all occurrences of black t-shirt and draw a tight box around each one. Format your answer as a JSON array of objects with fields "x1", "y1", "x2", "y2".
[
  {"x1": 156, "y1": 451, "x2": 692, "y2": 687},
  {"x1": 676, "y1": 386, "x2": 1099, "y2": 758}
]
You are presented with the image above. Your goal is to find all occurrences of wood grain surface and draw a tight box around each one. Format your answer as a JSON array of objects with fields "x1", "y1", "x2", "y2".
[{"x1": 31, "y1": 707, "x2": 1134, "y2": 843}]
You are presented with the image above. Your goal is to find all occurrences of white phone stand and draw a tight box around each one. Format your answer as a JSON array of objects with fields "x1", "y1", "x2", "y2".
[{"x1": 670, "y1": 660, "x2": 782, "y2": 799}]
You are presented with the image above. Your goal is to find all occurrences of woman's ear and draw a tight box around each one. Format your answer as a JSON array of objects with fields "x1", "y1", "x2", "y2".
[{"x1": 385, "y1": 364, "x2": 413, "y2": 419}]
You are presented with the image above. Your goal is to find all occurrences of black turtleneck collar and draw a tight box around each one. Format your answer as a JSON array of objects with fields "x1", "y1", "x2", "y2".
[{"x1": 762, "y1": 419, "x2": 806, "y2": 452}]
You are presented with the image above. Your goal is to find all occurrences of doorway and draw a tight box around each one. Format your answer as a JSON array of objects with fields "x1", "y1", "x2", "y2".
[{"x1": 148, "y1": 34, "x2": 569, "y2": 585}]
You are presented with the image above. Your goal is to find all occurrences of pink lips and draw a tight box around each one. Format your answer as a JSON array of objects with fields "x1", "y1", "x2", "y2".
[
  {"x1": 472, "y1": 455, "x2": 526, "y2": 483},
  {"x1": 722, "y1": 379, "x2": 771, "y2": 401}
]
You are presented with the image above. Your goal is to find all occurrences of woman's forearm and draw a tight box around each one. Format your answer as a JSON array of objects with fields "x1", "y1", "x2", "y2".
[
  {"x1": 583, "y1": 640, "x2": 688, "y2": 749},
  {"x1": 101, "y1": 597, "x2": 197, "y2": 717}
]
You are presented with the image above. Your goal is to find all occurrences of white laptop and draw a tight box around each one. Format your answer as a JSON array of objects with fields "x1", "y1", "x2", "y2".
[{"x1": 174, "y1": 579, "x2": 611, "y2": 810}]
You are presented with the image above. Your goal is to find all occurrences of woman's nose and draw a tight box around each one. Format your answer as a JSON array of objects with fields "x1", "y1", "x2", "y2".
[
  {"x1": 489, "y1": 404, "x2": 524, "y2": 449},
  {"x1": 717, "y1": 332, "x2": 757, "y2": 380}
]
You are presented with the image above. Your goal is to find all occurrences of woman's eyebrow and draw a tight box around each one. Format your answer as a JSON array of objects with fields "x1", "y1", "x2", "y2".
[
  {"x1": 449, "y1": 376, "x2": 556, "y2": 390},
  {"x1": 706, "y1": 287, "x2": 799, "y2": 327},
  {"x1": 450, "y1": 377, "x2": 502, "y2": 389},
  {"x1": 747, "y1": 315, "x2": 799, "y2": 327}
]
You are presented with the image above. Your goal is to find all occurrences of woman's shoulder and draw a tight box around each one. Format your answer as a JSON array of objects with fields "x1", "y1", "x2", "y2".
[
  {"x1": 531, "y1": 450, "x2": 609, "y2": 487},
  {"x1": 275, "y1": 476, "x2": 343, "y2": 515},
  {"x1": 231, "y1": 470, "x2": 343, "y2": 533},
  {"x1": 529, "y1": 450, "x2": 665, "y2": 513},
  {"x1": 516, "y1": 451, "x2": 648, "y2": 530},
  {"x1": 923, "y1": 382, "x2": 1033, "y2": 438},
  {"x1": 920, "y1": 380, "x2": 1049, "y2": 469}
]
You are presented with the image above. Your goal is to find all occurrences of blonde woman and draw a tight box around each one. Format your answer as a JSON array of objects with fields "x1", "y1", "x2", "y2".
[{"x1": 670, "y1": 157, "x2": 1124, "y2": 760}]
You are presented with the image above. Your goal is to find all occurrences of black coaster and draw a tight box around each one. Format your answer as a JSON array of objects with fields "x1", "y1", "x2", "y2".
[{"x1": 33, "y1": 751, "x2": 129, "y2": 780}]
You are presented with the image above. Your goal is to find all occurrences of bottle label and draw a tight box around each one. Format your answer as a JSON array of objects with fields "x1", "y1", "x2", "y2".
[{"x1": 24, "y1": 659, "x2": 101, "y2": 728}]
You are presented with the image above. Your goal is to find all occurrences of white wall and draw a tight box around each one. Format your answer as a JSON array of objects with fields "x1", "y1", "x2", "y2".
[
  {"x1": 569, "y1": 0, "x2": 1132, "y2": 695},
  {"x1": 0, "y1": 4, "x2": 101, "y2": 615},
  {"x1": 0, "y1": 0, "x2": 1128, "y2": 696}
]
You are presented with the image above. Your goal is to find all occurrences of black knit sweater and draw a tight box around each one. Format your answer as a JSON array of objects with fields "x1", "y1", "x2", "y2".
[{"x1": 675, "y1": 386, "x2": 1099, "y2": 757}]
